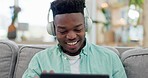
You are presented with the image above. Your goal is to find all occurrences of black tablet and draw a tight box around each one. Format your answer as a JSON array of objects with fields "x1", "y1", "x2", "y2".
[{"x1": 40, "y1": 73, "x2": 109, "y2": 78}]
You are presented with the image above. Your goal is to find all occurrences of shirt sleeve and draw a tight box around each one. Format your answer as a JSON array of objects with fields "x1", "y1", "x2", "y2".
[
  {"x1": 112, "y1": 54, "x2": 127, "y2": 78},
  {"x1": 22, "y1": 54, "x2": 42, "y2": 78}
]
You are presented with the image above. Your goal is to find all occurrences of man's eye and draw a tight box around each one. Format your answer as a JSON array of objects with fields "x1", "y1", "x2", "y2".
[
  {"x1": 59, "y1": 31, "x2": 67, "y2": 34},
  {"x1": 74, "y1": 29, "x2": 82, "y2": 32}
]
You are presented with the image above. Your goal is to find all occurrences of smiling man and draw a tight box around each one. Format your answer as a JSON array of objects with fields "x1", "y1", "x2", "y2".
[
  {"x1": 22, "y1": 0, "x2": 127, "y2": 78},
  {"x1": 55, "y1": 13, "x2": 85, "y2": 56}
]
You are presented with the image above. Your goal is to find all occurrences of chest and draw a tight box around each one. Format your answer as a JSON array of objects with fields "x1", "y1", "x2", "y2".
[{"x1": 41, "y1": 55, "x2": 112, "y2": 74}]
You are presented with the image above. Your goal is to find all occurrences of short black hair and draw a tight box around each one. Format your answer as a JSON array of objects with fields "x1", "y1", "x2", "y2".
[{"x1": 50, "y1": 0, "x2": 86, "y2": 17}]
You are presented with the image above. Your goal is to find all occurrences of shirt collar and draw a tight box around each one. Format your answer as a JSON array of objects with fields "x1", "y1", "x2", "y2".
[
  {"x1": 80, "y1": 40, "x2": 90, "y2": 56},
  {"x1": 56, "y1": 44, "x2": 63, "y2": 56}
]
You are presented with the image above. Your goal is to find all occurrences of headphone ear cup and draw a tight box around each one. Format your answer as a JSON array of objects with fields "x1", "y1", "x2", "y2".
[
  {"x1": 47, "y1": 21, "x2": 56, "y2": 36},
  {"x1": 85, "y1": 16, "x2": 93, "y2": 32}
]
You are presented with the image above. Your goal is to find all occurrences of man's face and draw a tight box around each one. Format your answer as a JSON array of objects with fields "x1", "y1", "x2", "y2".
[{"x1": 54, "y1": 13, "x2": 85, "y2": 55}]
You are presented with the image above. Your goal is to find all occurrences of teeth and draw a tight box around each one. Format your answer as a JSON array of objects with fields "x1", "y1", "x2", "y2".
[{"x1": 67, "y1": 41, "x2": 77, "y2": 45}]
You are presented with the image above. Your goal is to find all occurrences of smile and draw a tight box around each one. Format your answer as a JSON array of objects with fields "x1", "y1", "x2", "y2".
[{"x1": 67, "y1": 41, "x2": 78, "y2": 45}]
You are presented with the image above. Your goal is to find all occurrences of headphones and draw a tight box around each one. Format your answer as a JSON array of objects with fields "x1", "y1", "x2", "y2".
[{"x1": 47, "y1": 8, "x2": 93, "y2": 36}]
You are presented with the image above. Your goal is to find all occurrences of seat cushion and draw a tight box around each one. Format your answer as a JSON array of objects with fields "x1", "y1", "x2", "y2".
[{"x1": 0, "y1": 40, "x2": 18, "y2": 78}]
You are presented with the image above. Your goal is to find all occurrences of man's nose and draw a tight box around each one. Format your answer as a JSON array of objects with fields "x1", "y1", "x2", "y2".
[{"x1": 66, "y1": 31, "x2": 77, "y2": 39}]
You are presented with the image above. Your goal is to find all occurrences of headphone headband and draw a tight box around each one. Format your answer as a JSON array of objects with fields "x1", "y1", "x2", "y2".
[{"x1": 47, "y1": 8, "x2": 92, "y2": 36}]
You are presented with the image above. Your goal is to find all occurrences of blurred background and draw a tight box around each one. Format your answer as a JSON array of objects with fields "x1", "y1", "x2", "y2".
[{"x1": 1, "y1": 0, "x2": 148, "y2": 47}]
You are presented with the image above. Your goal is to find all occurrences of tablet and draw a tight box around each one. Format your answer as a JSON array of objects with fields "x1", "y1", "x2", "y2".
[{"x1": 40, "y1": 73, "x2": 109, "y2": 78}]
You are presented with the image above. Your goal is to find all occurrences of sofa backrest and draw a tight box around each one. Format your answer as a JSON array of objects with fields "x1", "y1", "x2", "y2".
[
  {"x1": 0, "y1": 40, "x2": 19, "y2": 78},
  {"x1": 121, "y1": 48, "x2": 148, "y2": 78},
  {"x1": 115, "y1": 47, "x2": 135, "y2": 55},
  {"x1": 3, "y1": 40, "x2": 147, "y2": 78},
  {"x1": 13, "y1": 45, "x2": 52, "y2": 78}
]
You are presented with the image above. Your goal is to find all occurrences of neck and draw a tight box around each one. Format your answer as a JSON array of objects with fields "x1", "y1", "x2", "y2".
[{"x1": 63, "y1": 50, "x2": 81, "y2": 56}]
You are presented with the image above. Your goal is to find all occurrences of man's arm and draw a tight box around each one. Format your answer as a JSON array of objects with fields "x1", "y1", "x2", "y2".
[
  {"x1": 22, "y1": 54, "x2": 42, "y2": 78},
  {"x1": 112, "y1": 55, "x2": 127, "y2": 78}
]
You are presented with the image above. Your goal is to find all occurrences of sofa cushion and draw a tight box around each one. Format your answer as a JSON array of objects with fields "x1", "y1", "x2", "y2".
[
  {"x1": 0, "y1": 40, "x2": 18, "y2": 78},
  {"x1": 14, "y1": 45, "x2": 52, "y2": 78},
  {"x1": 121, "y1": 48, "x2": 148, "y2": 78}
]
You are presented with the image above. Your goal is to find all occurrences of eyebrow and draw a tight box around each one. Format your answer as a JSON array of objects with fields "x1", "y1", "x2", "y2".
[
  {"x1": 75, "y1": 24, "x2": 83, "y2": 28},
  {"x1": 57, "y1": 26, "x2": 66, "y2": 29},
  {"x1": 57, "y1": 24, "x2": 83, "y2": 29}
]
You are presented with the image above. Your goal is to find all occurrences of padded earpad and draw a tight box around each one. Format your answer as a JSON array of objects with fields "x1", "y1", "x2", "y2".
[
  {"x1": 47, "y1": 22, "x2": 56, "y2": 36},
  {"x1": 84, "y1": 16, "x2": 92, "y2": 32}
]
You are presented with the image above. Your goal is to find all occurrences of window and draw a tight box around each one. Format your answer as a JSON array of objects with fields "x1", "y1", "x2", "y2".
[
  {"x1": 18, "y1": 0, "x2": 54, "y2": 26},
  {"x1": 18, "y1": 0, "x2": 55, "y2": 42}
]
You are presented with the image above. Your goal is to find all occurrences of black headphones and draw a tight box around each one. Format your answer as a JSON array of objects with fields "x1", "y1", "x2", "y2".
[{"x1": 47, "y1": 8, "x2": 93, "y2": 36}]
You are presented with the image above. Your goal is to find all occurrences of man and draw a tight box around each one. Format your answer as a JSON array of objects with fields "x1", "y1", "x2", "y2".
[{"x1": 22, "y1": 0, "x2": 127, "y2": 78}]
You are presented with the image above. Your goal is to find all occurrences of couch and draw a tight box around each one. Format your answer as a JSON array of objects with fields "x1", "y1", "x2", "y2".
[{"x1": 0, "y1": 40, "x2": 146, "y2": 78}]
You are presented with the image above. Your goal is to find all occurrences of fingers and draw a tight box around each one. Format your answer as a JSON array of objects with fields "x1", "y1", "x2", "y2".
[
  {"x1": 42, "y1": 70, "x2": 48, "y2": 73},
  {"x1": 38, "y1": 70, "x2": 55, "y2": 78},
  {"x1": 34, "y1": 76, "x2": 39, "y2": 78},
  {"x1": 42, "y1": 70, "x2": 55, "y2": 74},
  {"x1": 49, "y1": 70, "x2": 54, "y2": 73}
]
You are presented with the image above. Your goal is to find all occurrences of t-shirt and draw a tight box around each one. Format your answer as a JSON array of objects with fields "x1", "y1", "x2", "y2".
[{"x1": 64, "y1": 53, "x2": 80, "y2": 74}]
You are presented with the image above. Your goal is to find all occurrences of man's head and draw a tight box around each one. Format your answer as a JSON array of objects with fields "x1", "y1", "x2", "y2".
[
  {"x1": 50, "y1": 0, "x2": 86, "y2": 56},
  {"x1": 50, "y1": 0, "x2": 85, "y2": 18}
]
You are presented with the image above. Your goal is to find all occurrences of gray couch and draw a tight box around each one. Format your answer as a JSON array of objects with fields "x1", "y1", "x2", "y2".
[{"x1": 0, "y1": 40, "x2": 146, "y2": 78}]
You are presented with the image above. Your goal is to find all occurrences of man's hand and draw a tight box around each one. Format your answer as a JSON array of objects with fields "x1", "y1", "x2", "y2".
[{"x1": 34, "y1": 70, "x2": 54, "y2": 78}]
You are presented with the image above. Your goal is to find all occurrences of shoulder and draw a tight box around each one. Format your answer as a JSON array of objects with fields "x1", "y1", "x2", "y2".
[
  {"x1": 33, "y1": 45, "x2": 59, "y2": 59},
  {"x1": 89, "y1": 44, "x2": 122, "y2": 65},
  {"x1": 88, "y1": 43, "x2": 119, "y2": 58}
]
